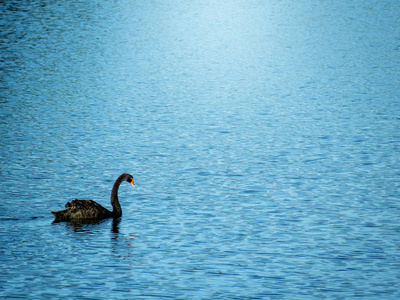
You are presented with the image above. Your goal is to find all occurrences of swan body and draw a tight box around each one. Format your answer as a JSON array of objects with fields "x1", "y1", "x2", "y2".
[{"x1": 52, "y1": 173, "x2": 135, "y2": 222}]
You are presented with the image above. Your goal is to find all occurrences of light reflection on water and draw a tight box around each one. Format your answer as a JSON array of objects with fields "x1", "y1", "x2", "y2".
[{"x1": 1, "y1": 0, "x2": 400, "y2": 299}]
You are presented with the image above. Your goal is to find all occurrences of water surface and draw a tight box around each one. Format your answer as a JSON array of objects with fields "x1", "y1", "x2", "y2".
[{"x1": 1, "y1": 0, "x2": 400, "y2": 299}]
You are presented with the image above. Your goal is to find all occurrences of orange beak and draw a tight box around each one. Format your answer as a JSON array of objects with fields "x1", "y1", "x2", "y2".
[{"x1": 131, "y1": 181, "x2": 136, "y2": 187}]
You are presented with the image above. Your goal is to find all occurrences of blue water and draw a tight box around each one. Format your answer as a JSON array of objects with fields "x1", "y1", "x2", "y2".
[{"x1": 1, "y1": 0, "x2": 400, "y2": 298}]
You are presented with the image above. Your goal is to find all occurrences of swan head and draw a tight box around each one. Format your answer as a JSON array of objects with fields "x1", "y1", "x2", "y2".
[{"x1": 123, "y1": 173, "x2": 136, "y2": 187}]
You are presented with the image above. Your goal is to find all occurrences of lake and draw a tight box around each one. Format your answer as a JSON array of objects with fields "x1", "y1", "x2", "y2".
[{"x1": 1, "y1": 0, "x2": 400, "y2": 299}]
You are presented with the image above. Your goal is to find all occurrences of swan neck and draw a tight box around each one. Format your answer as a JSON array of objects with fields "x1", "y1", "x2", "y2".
[{"x1": 111, "y1": 176, "x2": 124, "y2": 217}]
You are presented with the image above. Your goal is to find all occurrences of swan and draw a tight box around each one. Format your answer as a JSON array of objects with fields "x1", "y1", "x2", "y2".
[{"x1": 52, "y1": 173, "x2": 135, "y2": 222}]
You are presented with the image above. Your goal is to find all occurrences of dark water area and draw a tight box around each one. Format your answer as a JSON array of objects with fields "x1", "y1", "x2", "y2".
[{"x1": 1, "y1": 0, "x2": 400, "y2": 298}]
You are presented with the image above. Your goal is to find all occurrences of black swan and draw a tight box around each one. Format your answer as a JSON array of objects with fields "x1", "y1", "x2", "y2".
[{"x1": 52, "y1": 173, "x2": 135, "y2": 222}]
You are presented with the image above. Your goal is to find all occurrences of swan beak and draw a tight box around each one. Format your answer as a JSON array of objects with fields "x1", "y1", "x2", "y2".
[{"x1": 131, "y1": 181, "x2": 136, "y2": 187}]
